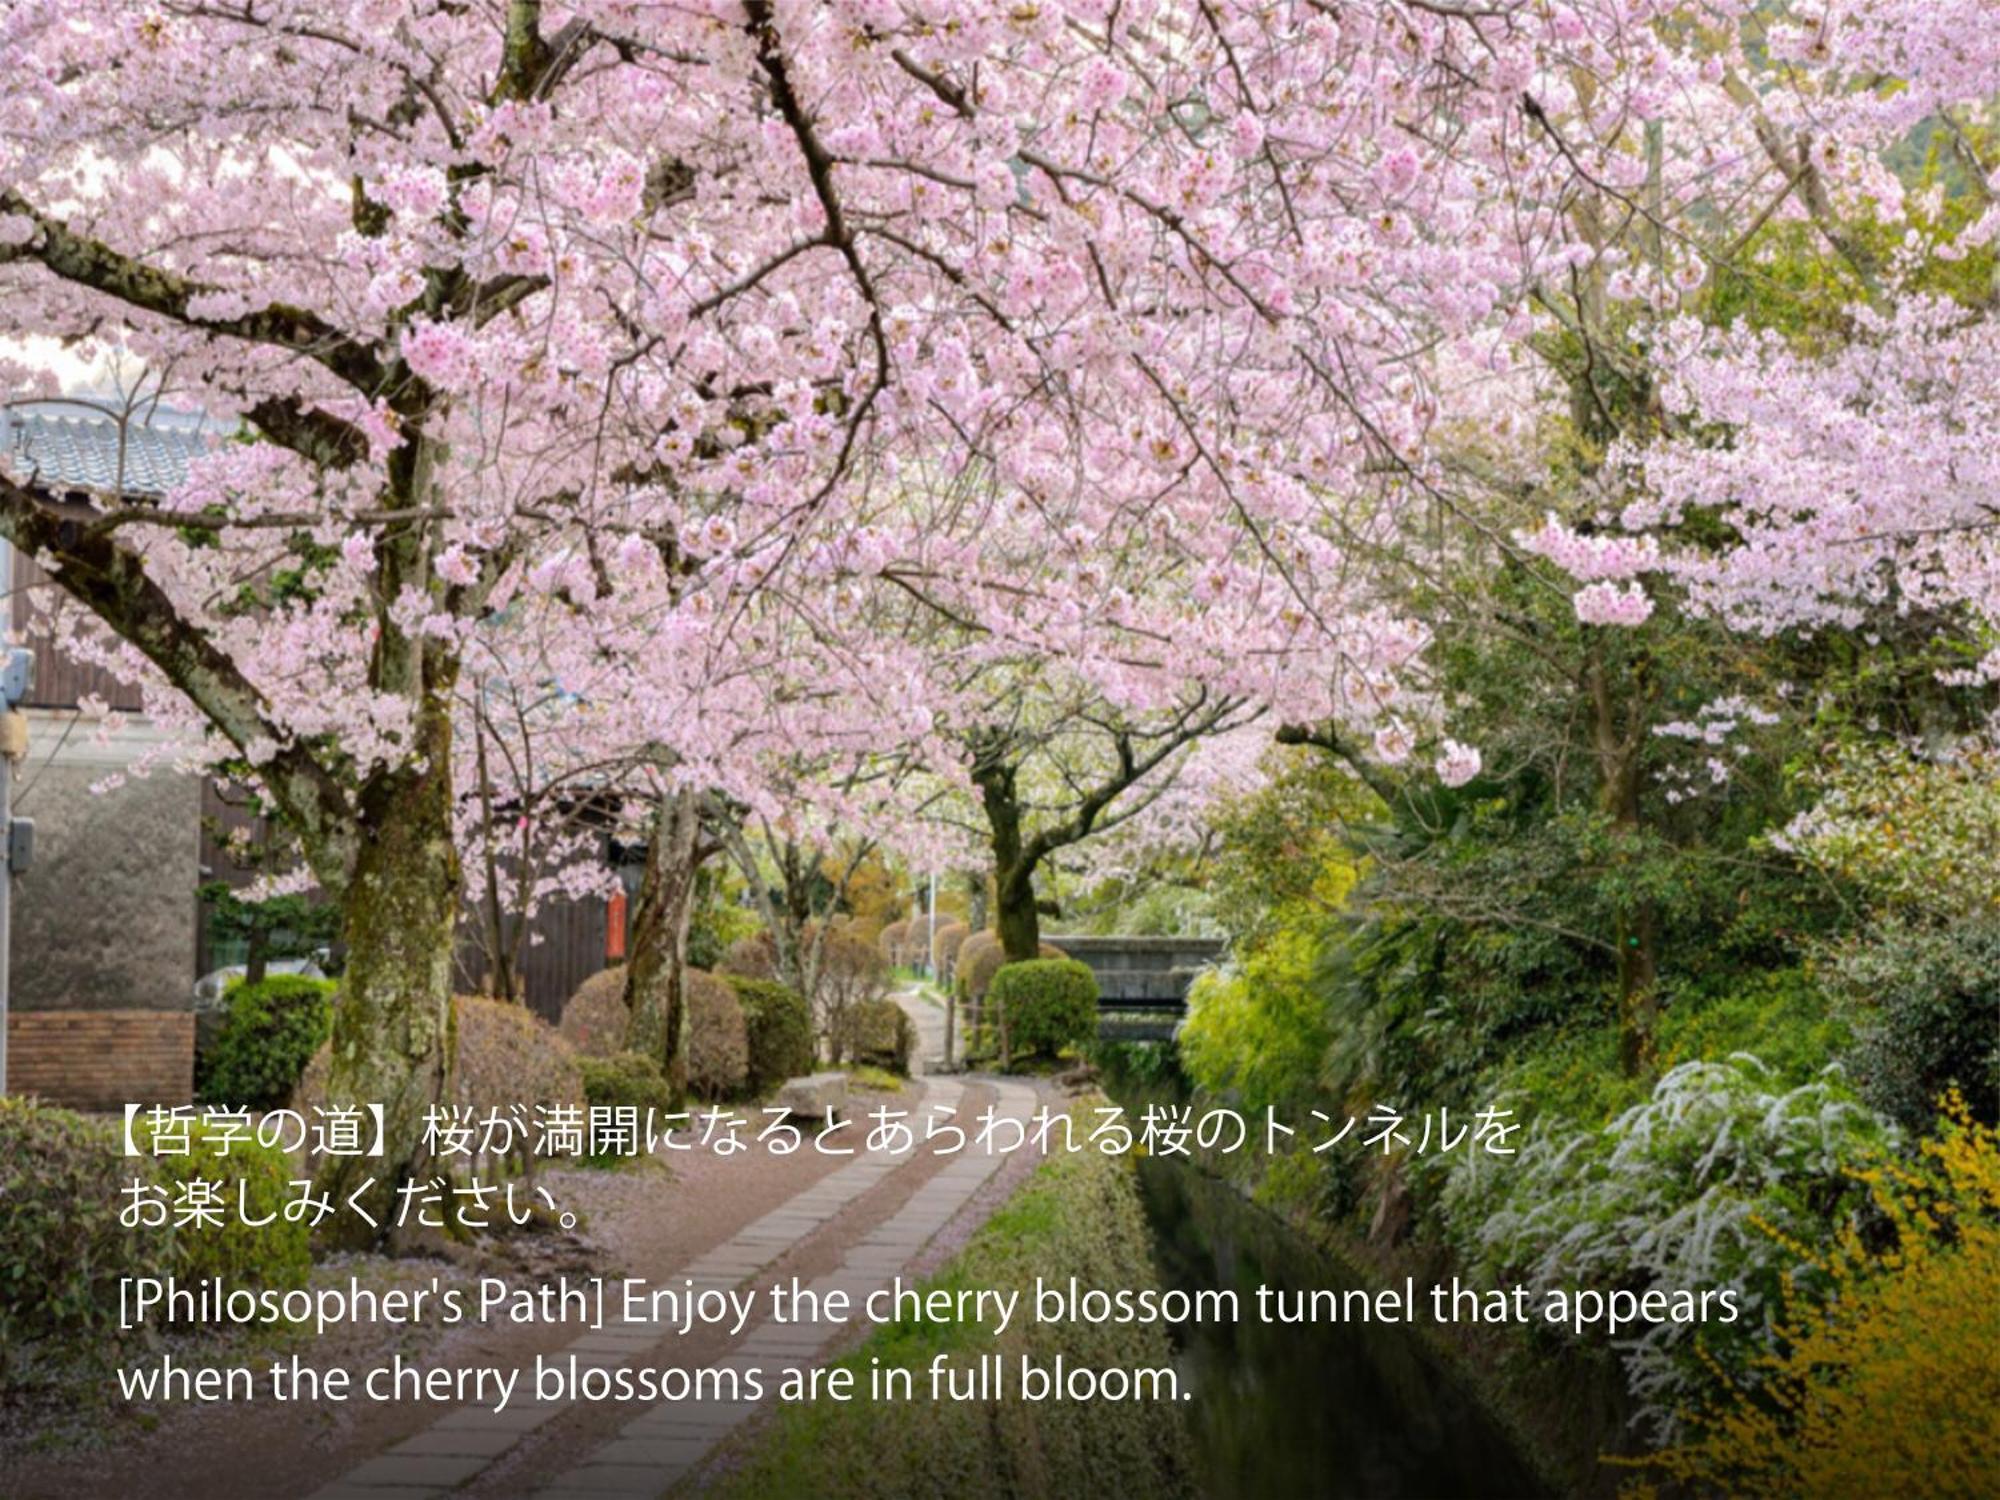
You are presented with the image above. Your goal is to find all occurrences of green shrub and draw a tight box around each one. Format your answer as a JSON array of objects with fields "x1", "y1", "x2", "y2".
[
  {"x1": 198, "y1": 974, "x2": 336, "y2": 1110},
  {"x1": 1179, "y1": 925, "x2": 1324, "y2": 1115},
  {"x1": 1655, "y1": 967, "x2": 1850, "y2": 1088},
  {"x1": 0, "y1": 1100, "x2": 310, "y2": 1369},
  {"x1": 955, "y1": 932, "x2": 1064, "y2": 1007},
  {"x1": 0, "y1": 1099, "x2": 143, "y2": 1347},
  {"x1": 725, "y1": 975, "x2": 815, "y2": 1091},
  {"x1": 838, "y1": 997, "x2": 916, "y2": 1074},
  {"x1": 560, "y1": 967, "x2": 630, "y2": 1058},
  {"x1": 139, "y1": 1115, "x2": 310, "y2": 1290},
  {"x1": 578, "y1": 1051, "x2": 676, "y2": 1113},
  {"x1": 687, "y1": 969, "x2": 750, "y2": 1098},
  {"x1": 1449, "y1": 1057, "x2": 1899, "y2": 1440},
  {"x1": 1825, "y1": 916, "x2": 2000, "y2": 1130},
  {"x1": 987, "y1": 958, "x2": 1098, "y2": 1064}
]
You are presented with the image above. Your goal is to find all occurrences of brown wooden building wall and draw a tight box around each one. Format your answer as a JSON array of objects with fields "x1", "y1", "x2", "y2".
[{"x1": 10, "y1": 552, "x2": 146, "y2": 710}]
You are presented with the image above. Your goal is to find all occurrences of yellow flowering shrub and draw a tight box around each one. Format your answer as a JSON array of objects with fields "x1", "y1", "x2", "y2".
[{"x1": 1633, "y1": 1100, "x2": 2000, "y2": 1499}]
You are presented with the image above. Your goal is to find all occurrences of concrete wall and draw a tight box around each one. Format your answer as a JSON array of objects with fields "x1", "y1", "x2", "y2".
[{"x1": 12, "y1": 712, "x2": 199, "y2": 1013}]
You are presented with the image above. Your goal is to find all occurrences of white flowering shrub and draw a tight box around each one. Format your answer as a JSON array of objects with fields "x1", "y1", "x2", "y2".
[{"x1": 1440, "y1": 1056, "x2": 1897, "y2": 1439}]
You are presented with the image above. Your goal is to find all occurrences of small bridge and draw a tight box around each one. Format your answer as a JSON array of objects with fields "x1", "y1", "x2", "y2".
[{"x1": 1049, "y1": 934, "x2": 1227, "y2": 1042}]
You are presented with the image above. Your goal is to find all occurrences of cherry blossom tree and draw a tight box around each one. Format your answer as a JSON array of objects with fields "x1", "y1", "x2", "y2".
[{"x1": 18, "y1": 0, "x2": 1978, "y2": 1222}]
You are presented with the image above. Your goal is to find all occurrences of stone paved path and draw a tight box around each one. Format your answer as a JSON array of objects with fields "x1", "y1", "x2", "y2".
[{"x1": 311, "y1": 1072, "x2": 1037, "y2": 1500}]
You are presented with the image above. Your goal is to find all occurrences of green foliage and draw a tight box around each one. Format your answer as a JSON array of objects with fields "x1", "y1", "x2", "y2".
[
  {"x1": 1825, "y1": 916, "x2": 2000, "y2": 1131},
  {"x1": 714, "y1": 1111, "x2": 1193, "y2": 1500},
  {"x1": 1656, "y1": 968, "x2": 1851, "y2": 1088},
  {"x1": 687, "y1": 862, "x2": 760, "y2": 970},
  {"x1": 1447, "y1": 1058, "x2": 1898, "y2": 1439},
  {"x1": 0, "y1": 1101, "x2": 309, "y2": 1370},
  {"x1": 987, "y1": 958, "x2": 1098, "y2": 1064},
  {"x1": 578, "y1": 1051, "x2": 675, "y2": 1113},
  {"x1": 837, "y1": 996, "x2": 915, "y2": 1075},
  {"x1": 139, "y1": 1115, "x2": 311, "y2": 1290},
  {"x1": 725, "y1": 975, "x2": 815, "y2": 1091},
  {"x1": 198, "y1": 881, "x2": 339, "y2": 970},
  {"x1": 0, "y1": 1099, "x2": 144, "y2": 1349},
  {"x1": 1180, "y1": 927, "x2": 1328, "y2": 1116},
  {"x1": 198, "y1": 974, "x2": 336, "y2": 1109}
]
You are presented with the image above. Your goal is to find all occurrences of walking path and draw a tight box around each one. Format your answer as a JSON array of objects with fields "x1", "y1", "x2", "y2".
[{"x1": 312, "y1": 1005, "x2": 1035, "y2": 1500}]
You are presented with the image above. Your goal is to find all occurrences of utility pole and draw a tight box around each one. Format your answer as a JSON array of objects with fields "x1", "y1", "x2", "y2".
[{"x1": 0, "y1": 646, "x2": 35, "y2": 1096}]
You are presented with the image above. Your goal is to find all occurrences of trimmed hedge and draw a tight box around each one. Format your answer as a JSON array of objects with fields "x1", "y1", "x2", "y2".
[
  {"x1": 0, "y1": 1099, "x2": 144, "y2": 1347},
  {"x1": 0, "y1": 1098, "x2": 309, "y2": 1361},
  {"x1": 878, "y1": 918, "x2": 911, "y2": 964},
  {"x1": 298, "y1": 995, "x2": 584, "y2": 1173},
  {"x1": 688, "y1": 968, "x2": 751, "y2": 1098},
  {"x1": 198, "y1": 974, "x2": 336, "y2": 1110},
  {"x1": 579, "y1": 1051, "x2": 676, "y2": 1113},
  {"x1": 725, "y1": 975, "x2": 816, "y2": 1091},
  {"x1": 931, "y1": 920, "x2": 972, "y2": 981},
  {"x1": 987, "y1": 958, "x2": 1099, "y2": 1064},
  {"x1": 719, "y1": 929, "x2": 780, "y2": 982},
  {"x1": 838, "y1": 997, "x2": 917, "y2": 1075},
  {"x1": 560, "y1": 967, "x2": 630, "y2": 1058},
  {"x1": 956, "y1": 931, "x2": 1067, "y2": 1006},
  {"x1": 140, "y1": 1115, "x2": 311, "y2": 1289}
]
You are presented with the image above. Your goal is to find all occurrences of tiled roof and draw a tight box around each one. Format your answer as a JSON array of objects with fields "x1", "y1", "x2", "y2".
[{"x1": 2, "y1": 399, "x2": 215, "y2": 498}]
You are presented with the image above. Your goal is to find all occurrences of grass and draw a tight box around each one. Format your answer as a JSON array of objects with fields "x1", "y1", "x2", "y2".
[
  {"x1": 845, "y1": 1065, "x2": 909, "y2": 1094},
  {"x1": 696, "y1": 1105, "x2": 1195, "y2": 1500}
]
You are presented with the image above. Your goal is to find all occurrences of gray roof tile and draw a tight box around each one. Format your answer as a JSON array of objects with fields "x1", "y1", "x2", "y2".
[{"x1": 2, "y1": 399, "x2": 215, "y2": 498}]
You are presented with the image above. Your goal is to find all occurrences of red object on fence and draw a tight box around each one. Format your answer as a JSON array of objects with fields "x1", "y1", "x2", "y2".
[{"x1": 606, "y1": 888, "x2": 628, "y2": 962}]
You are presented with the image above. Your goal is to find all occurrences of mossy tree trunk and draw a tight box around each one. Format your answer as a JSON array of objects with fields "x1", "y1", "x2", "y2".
[
  {"x1": 973, "y1": 753, "x2": 1043, "y2": 963},
  {"x1": 623, "y1": 783, "x2": 703, "y2": 1096},
  {"x1": 316, "y1": 723, "x2": 463, "y2": 1248}
]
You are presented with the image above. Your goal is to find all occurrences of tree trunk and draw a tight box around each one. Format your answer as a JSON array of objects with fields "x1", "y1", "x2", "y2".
[
  {"x1": 623, "y1": 785, "x2": 702, "y2": 1096},
  {"x1": 1590, "y1": 656, "x2": 1659, "y2": 1076},
  {"x1": 315, "y1": 756, "x2": 463, "y2": 1249},
  {"x1": 974, "y1": 756, "x2": 1041, "y2": 961},
  {"x1": 244, "y1": 924, "x2": 270, "y2": 986}
]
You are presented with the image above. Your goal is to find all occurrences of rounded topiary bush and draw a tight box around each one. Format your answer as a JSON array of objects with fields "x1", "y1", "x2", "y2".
[
  {"x1": 838, "y1": 997, "x2": 917, "y2": 1074},
  {"x1": 578, "y1": 1051, "x2": 675, "y2": 1113},
  {"x1": 687, "y1": 968, "x2": 751, "y2": 1098},
  {"x1": 877, "y1": 918, "x2": 910, "y2": 965},
  {"x1": 718, "y1": 929, "x2": 779, "y2": 982},
  {"x1": 298, "y1": 996, "x2": 584, "y2": 1173},
  {"x1": 955, "y1": 930, "x2": 1002, "y2": 1003},
  {"x1": 560, "y1": 967, "x2": 631, "y2": 1058},
  {"x1": 931, "y1": 919, "x2": 971, "y2": 980},
  {"x1": 0, "y1": 1098, "x2": 144, "y2": 1347},
  {"x1": 198, "y1": 974, "x2": 336, "y2": 1110},
  {"x1": 139, "y1": 1115, "x2": 311, "y2": 1289},
  {"x1": 986, "y1": 957, "x2": 1099, "y2": 1064},
  {"x1": 956, "y1": 931, "x2": 1066, "y2": 1005},
  {"x1": 724, "y1": 975, "x2": 815, "y2": 1091}
]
